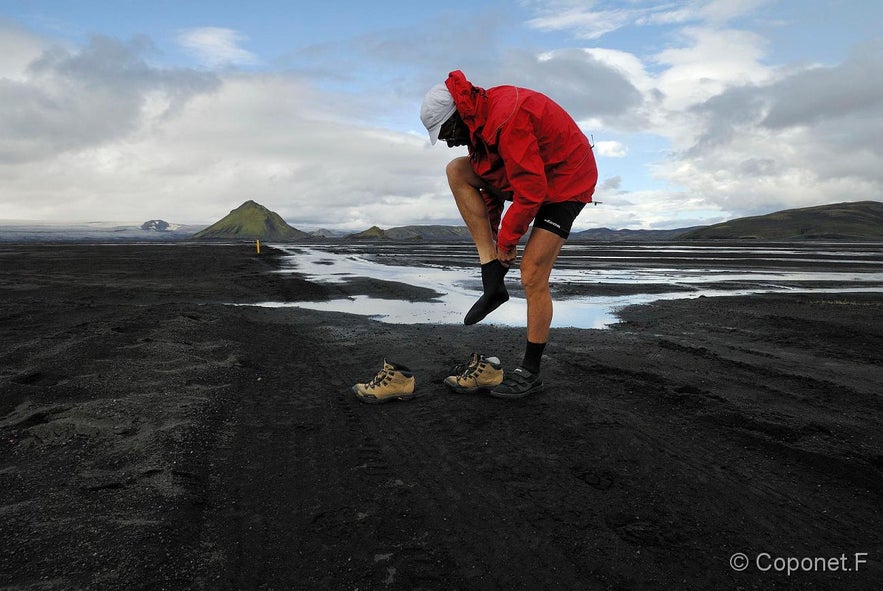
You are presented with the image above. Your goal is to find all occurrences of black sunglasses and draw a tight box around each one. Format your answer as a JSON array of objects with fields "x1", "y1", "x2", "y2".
[{"x1": 438, "y1": 115, "x2": 462, "y2": 142}]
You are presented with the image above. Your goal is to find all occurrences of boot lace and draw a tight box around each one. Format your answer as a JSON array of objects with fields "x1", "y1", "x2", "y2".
[
  {"x1": 366, "y1": 368, "x2": 392, "y2": 389},
  {"x1": 459, "y1": 354, "x2": 483, "y2": 378}
]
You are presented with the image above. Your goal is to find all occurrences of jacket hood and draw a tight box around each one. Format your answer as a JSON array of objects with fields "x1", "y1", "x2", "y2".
[{"x1": 444, "y1": 70, "x2": 488, "y2": 139}]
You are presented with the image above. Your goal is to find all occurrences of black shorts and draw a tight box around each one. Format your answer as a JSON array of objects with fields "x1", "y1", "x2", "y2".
[{"x1": 532, "y1": 201, "x2": 586, "y2": 240}]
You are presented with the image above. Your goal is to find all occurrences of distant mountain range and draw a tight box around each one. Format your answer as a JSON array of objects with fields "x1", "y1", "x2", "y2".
[
  {"x1": 337, "y1": 201, "x2": 883, "y2": 242},
  {"x1": 0, "y1": 220, "x2": 206, "y2": 242},
  {"x1": 2, "y1": 200, "x2": 881, "y2": 242},
  {"x1": 345, "y1": 225, "x2": 474, "y2": 241}
]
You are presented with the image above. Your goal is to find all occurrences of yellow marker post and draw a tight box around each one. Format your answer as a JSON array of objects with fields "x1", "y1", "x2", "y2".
[{"x1": 256, "y1": 239, "x2": 261, "y2": 254}]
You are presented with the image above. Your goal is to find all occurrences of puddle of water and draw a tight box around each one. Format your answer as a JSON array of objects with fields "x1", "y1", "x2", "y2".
[
  {"x1": 253, "y1": 294, "x2": 626, "y2": 329},
  {"x1": 263, "y1": 246, "x2": 623, "y2": 328},
  {"x1": 245, "y1": 244, "x2": 883, "y2": 329}
]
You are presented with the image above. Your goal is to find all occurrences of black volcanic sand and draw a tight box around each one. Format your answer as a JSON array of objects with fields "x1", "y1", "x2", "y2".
[{"x1": 1, "y1": 243, "x2": 881, "y2": 590}]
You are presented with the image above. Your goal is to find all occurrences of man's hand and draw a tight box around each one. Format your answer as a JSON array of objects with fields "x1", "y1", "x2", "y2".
[{"x1": 497, "y1": 244, "x2": 517, "y2": 267}]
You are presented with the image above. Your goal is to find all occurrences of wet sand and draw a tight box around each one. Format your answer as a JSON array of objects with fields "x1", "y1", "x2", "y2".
[{"x1": 1, "y1": 243, "x2": 881, "y2": 590}]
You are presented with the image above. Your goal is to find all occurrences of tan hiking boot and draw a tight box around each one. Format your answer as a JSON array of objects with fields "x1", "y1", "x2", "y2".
[
  {"x1": 352, "y1": 359, "x2": 416, "y2": 404},
  {"x1": 444, "y1": 353, "x2": 504, "y2": 394}
]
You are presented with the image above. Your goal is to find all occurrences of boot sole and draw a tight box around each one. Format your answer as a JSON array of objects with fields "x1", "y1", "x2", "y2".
[
  {"x1": 489, "y1": 382, "x2": 545, "y2": 399},
  {"x1": 444, "y1": 383, "x2": 497, "y2": 394},
  {"x1": 444, "y1": 379, "x2": 503, "y2": 394},
  {"x1": 352, "y1": 385, "x2": 417, "y2": 404}
]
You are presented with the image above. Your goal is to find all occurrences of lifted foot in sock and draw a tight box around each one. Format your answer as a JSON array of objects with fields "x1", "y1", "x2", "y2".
[{"x1": 464, "y1": 259, "x2": 510, "y2": 325}]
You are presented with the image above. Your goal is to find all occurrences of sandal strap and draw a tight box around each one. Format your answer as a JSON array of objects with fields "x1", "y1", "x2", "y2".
[{"x1": 503, "y1": 368, "x2": 536, "y2": 388}]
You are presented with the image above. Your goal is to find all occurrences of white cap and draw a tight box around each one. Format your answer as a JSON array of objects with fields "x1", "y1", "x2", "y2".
[{"x1": 420, "y1": 82, "x2": 457, "y2": 145}]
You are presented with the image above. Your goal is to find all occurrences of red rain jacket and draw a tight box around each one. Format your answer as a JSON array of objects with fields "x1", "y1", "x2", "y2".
[{"x1": 445, "y1": 70, "x2": 598, "y2": 251}]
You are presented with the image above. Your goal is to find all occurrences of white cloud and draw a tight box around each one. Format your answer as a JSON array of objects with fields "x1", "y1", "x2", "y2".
[
  {"x1": 497, "y1": 48, "x2": 645, "y2": 124},
  {"x1": 521, "y1": 0, "x2": 773, "y2": 39},
  {"x1": 698, "y1": 0, "x2": 772, "y2": 23},
  {"x1": 177, "y1": 27, "x2": 258, "y2": 68},
  {"x1": 583, "y1": 47, "x2": 654, "y2": 93},
  {"x1": 0, "y1": 19, "x2": 48, "y2": 80},
  {"x1": 652, "y1": 26, "x2": 771, "y2": 111},
  {"x1": 594, "y1": 141, "x2": 627, "y2": 157},
  {"x1": 0, "y1": 68, "x2": 459, "y2": 227},
  {"x1": 0, "y1": 22, "x2": 461, "y2": 228},
  {"x1": 526, "y1": 7, "x2": 632, "y2": 40},
  {"x1": 573, "y1": 187, "x2": 725, "y2": 231},
  {"x1": 0, "y1": 35, "x2": 219, "y2": 164},
  {"x1": 657, "y1": 42, "x2": 883, "y2": 215}
]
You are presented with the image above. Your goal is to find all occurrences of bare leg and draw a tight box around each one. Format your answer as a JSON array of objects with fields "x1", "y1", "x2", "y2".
[
  {"x1": 488, "y1": 229, "x2": 562, "y2": 398},
  {"x1": 446, "y1": 157, "x2": 511, "y2": 325},
  {"x1": 520, "y1": 228, "x2": 565, "y2": 343},
  {"x1": 446, "y1": 157, "x2": 496, "y2": 264}
]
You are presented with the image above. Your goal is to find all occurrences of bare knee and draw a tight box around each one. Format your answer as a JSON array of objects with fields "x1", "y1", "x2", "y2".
[
  {"x1": 520, "y1": 263, "x2": 549, "y2": 296},
  {"x1": 446, "y1": 157, "x2": 478, "y2": 187}
]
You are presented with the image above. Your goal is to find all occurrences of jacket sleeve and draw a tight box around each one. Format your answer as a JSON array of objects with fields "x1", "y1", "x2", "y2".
[{"x1": 495, "y1": 110, "x2": 547, "y2": 251}]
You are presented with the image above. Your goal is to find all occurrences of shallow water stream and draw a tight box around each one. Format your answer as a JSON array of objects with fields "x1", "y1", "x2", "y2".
[{"x1": 255, "y1": 242, "x2": 883, "y2": 328}]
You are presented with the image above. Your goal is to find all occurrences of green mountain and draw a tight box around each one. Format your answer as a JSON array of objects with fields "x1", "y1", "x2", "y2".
[
  {"x1": 384, "y1": 225, "x2": 473, "y2": 241},
  {"x1": 346, "y1": 225, "x2": 388, "y2": 240},
  {"x1": 343, "y1": 225, "x2": 475, "y2": 241},
  {"x1": 680, "y1": 201, "x2": 883, "y2": 240},
  {"x1": 192, "y1": 200, "x2": 308, "y2": 241}
]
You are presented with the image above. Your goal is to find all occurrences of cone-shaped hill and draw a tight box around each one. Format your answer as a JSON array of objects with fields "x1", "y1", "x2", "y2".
[
  {"x1": 192, "y1": 200, "x2": 308, "y2": 241},
  {"x1": 346, "y1": 225, "x2": 388, "y2": 240}
]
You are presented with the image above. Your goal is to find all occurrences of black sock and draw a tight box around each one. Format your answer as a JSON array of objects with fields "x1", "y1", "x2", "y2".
[
  {"x1": 521, "y1": 341, "x2": 546, "y2": 375},
  {"x1": 481, "y1": 259, "x2": 509, "y2": 293},
  {"x1": 464, "y1": 260, "x2": 510, "y2": 325}
]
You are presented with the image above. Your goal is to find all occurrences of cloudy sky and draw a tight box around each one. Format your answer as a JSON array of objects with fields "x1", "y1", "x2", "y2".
[{"x1": 1, "y1": 1, "x2": 881, "y2": 231}]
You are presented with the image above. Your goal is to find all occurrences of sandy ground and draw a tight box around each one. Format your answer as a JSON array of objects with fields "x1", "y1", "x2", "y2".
[{"x1": 1, "y1": 243, "x2": 881, "y2": 590}]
